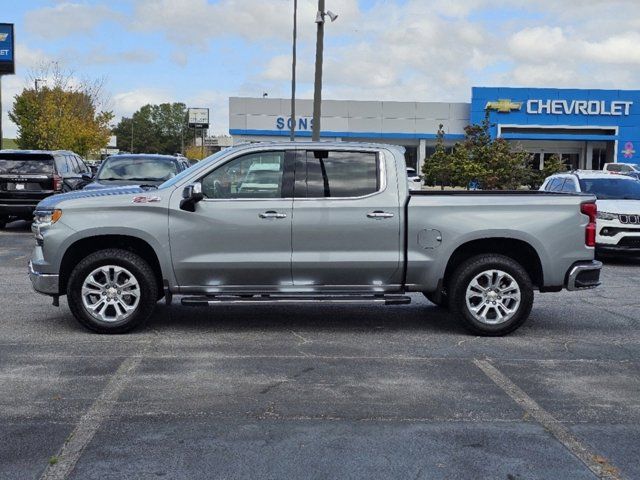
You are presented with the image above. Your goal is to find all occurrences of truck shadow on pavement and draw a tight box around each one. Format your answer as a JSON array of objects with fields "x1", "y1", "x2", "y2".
[{"x1": 144, "y1": 301, "x2": 474, "y2": 336}]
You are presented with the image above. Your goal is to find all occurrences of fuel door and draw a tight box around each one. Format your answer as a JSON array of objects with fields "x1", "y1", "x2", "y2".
[{"x1": 418, "y1": 229, "x2": 442, "y2": 249}]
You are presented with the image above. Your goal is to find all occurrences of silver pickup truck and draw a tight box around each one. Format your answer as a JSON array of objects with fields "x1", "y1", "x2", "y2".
[{"x1": 28, "y1": 141, "x2": 601, "y2": 336}]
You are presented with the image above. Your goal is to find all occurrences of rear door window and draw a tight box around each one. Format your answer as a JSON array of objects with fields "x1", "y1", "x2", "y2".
[
  {"x1": 54, "y1": 156, "x2": 70, "y2": 174},
  {"x1": 561, "y1": 179, "x2": 577, "y2": 193},
  {"x1": 298, "y1": 151, "x2": 380, "y2": 198},
  {"x1": 68, "y1": 155, "x2": 82, "y2": 174},
  {"x1": 548, "y1": 178, "x2": 564, "y2": 192},
  {"x1": 75, "y1": 156, "x2": 89, "y2": 174},
  {"x1": 0, "y1": 154, "x2": 54, "y2": 174}
]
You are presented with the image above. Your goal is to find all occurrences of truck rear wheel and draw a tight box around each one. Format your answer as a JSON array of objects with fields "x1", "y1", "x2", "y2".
[
  {"x1": 449, "y1": 254, "x2": 533, "y2": 336},
  {"x1": 67, "y1": 249, "x2": 158, "y2": 333}
]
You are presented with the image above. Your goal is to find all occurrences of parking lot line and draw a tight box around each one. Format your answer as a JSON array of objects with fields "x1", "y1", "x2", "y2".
[
  {"x1": 473, "y1": 359, "x2": 622, "y2": 480},
  {"x1": 39, "y1": 340, "x2": 155, "y2": 480}
]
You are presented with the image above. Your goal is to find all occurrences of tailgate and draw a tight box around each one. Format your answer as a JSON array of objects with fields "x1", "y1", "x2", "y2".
[{"x1": 0, "y1": 154, "x2": 56, "y2": 197}]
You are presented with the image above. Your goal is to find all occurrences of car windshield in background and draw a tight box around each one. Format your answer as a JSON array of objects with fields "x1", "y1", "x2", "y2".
[
  {"x1": 0, "y1": 155, "x2": 53, "y2": 174},
  {"x1": 97, "y1": 156, "x2": 178, "y2": 182},
  {"x1": 579, "y1": 178, "x2": 640, "y2": 200}
]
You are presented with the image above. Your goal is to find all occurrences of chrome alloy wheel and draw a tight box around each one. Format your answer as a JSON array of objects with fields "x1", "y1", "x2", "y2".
[
  {"x1": 81, "y1": 265, "x2": 140, "y2": 323},
  {"x1": 465, "y1": 269, "x2": 521, "y2": 325}
]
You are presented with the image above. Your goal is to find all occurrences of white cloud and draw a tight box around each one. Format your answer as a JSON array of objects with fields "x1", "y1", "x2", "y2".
[
  {"x1": 25, "y1": 2, "x2": 122, "y2": 39},
  {"x1": 509, "y1": 26, "x2": 568, "y2": 63},
  {"x1": 112, "y1": 88, "x2": 172, "y2": 117}
]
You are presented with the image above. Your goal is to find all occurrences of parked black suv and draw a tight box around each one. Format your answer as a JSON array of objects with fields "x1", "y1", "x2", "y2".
[{"x1": 0, "y1": 150, "x2": 92, "y2": 228}]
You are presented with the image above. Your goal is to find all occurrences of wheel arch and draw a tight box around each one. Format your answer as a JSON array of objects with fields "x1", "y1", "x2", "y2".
[
  {"x1": 59, "y1": 235, "x2": 165, "y2": 298},
  {"x1": 442, "y1": 237, "x2": 544, "y2": 293}
]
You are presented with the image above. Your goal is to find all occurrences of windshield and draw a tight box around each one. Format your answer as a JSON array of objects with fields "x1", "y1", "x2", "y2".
[
  {"x1": 607, "y1": 163, "x2": 639, "y2": 172},
  {"x1": 579, "y1": 178, "x2": 640, "y2": 200},
  {"x1": 158, "y1": 149, "x2": 230, "y2": 189},
  {"x1": 0, "y1": 154, "x2": 53, "y2": 174},
  {"x1": 97, "y1": 156, "x2": 178, "y2": 182}
]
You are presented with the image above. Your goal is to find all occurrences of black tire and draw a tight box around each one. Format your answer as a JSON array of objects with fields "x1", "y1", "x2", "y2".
[
  {"x1": 422, "y1": 291, "x2": 449, "y2": 309},
  {"x1": 449, "y1": 254, "x2": 533, "y2": 336},
  {"x1": 67, "y1": 249, "x2": 158, "y2": 333},
  {"x1": 0, "y1": 218, "x2": 6, "y2": 229}
]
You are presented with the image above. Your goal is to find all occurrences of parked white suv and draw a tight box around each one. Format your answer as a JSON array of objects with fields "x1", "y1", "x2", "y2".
[
  {"x1": 406, "y1": 168, "x2": 422, "y2": 189},
  {"x1": 541, "y1": 171, "x2": 640, "y2": 254}
]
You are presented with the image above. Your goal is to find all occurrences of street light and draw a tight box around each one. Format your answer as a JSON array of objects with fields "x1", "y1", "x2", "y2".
[
  {"x1": 311, "y1": 1, "x2": 338, "y2": 142},
  {"x1": 34, "y1": 78, "x2": 46, "y2": 93}
]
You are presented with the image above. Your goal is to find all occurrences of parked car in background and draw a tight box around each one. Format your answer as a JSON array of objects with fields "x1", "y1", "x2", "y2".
[
  {"x1": 540, "y1": 171, "x2": 640, "y2": 254},
  {"x1": 603, "y1": 162, "x2": 639, "y2": 174},
  {"x1": 30, "y1": 142, "x2": 600, "y2": 336},
  {"x1": 406, "y1": 167, "x2": 423, "y2": 189},
  {"x1": 0, "y1": 150, "x2": 91, "y2": 228},
  {"x1": 83, "y1": 154, "x2": 190, "y2": 190}
]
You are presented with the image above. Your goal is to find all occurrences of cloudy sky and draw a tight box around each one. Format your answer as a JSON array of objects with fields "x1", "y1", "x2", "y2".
[{"x1": 3, "y1": 0, "x2": 640, "y2": 138}]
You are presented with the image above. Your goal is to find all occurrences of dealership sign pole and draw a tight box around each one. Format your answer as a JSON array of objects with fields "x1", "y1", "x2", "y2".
[
  {"x1": 0, "y1": 23, "x2": 15, "y2": 150},
  {"x1": 188, "y1": 108, "x2": 209, "y2": 158}
]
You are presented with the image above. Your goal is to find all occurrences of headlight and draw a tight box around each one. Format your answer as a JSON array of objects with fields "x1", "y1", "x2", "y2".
[
  {"x1": 34, "y1": 209, "x2": 63, "y2": 225},
  {"x1": 596, "y1": 211, "x2": 617, "y2": 221}
]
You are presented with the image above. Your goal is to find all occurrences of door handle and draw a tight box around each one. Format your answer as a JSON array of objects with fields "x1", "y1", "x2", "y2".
[
  {"x1": 259, "y1": 211, "x2": 287, "y2": 219},
  {"x1": 367, "y1": 211, "x2": 394, "y2": 219}
]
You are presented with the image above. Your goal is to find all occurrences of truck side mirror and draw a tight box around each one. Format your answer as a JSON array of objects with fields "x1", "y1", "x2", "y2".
[{"x1": 180, "y1": 182, "x2": 204, "y2": 212}]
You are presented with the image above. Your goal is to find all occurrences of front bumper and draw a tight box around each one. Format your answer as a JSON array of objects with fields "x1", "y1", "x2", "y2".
[
  {"x1": 28, "y1": 261, "x2": 60, "y2": 295},
  {"x1": 0, "y1": 203, "x2": 38, "y2": 217},
  {"x1": 597, "y1": 243, "x2": 640, "y2": 254},
  {"x1": 565, "y1": 260, "x2": 602, "y2": 291}
]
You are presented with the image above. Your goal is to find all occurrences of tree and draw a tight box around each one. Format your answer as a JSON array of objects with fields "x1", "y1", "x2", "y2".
[
  {"x1": 184, "y1": 145, "x2": 207, "y2": 161},
  {"x1": 424, "y1": 113, "x2": 538, "y2": 190},
  {"x1": 113, "y1": 103, "x2": 189, "y2": 154},
  {"x1": 9, "y1": 62, "x2": 113, "y2": 157},
  {"x1": 526, "y1": 153, "x2": 567, "y2": 189},
  {"x1": 422, "y1": 124, "x2": 451, "y2": 189}
]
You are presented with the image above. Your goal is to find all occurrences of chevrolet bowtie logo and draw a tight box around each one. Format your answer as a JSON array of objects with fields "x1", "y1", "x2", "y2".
[
  {"x1": 485, "y1": 99, "x2": 522, "y2": 113},
  {"x1": 0, "y1": 33, "x2": 8, "y2": 42}
]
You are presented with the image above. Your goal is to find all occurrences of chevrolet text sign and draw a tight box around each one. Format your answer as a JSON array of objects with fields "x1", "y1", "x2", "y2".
[
  {"x1": 526, "y1": 99, "x2": 633, "y2": 116},
  {"x1": 0, "y1": 23, "x2": 14, "y2": 75}
]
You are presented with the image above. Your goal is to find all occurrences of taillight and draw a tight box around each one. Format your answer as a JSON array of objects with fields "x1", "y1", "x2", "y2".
[
  {"x1": 53, "y1": 174, "x2": 63, "y2": 192},
  {"x1": 581, "y1": 202, "x2": 597, "y2": 247}
]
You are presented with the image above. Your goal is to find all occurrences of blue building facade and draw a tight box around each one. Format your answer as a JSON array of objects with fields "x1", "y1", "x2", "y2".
[{"x1": 471, "y1": 87, "x2": 640, "y2": 169}]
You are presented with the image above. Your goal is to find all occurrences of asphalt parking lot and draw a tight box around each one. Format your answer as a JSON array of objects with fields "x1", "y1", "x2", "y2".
[{"x1": 1, "y1": 220, "x2": 639, "y2": 480}]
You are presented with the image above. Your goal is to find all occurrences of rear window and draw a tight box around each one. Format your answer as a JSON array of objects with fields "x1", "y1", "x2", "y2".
[
  {"x1": 301, "y1": 151, "x2": 379, "y2": 198},
  {"x1": 0, "y1": 154, "x2": 54, "y2": 174}
]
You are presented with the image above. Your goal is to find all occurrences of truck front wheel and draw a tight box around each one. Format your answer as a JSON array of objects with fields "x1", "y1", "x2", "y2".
[
  {"x1": 67, "y1": 249, "x2": 158, "y2": 333},
  {"x1": 449, "y1": 254, "x2": 533, "y2": 336}
]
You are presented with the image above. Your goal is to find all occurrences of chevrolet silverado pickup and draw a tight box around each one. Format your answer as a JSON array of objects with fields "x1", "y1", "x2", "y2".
[{"x1": 29, "y1": 141, "x2": 602, "y2": 335}]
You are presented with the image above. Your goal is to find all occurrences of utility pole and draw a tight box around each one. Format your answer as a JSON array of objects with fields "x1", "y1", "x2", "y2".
[
  {"x1": 290, "y1": 0, "x2": 297, "y2": 141},
  {"x1": 130, "y1": 117, "x2": 134, "y2": 153},
  {"x1": 311, "y1": 0, "x2": 325, "y2": 142}
]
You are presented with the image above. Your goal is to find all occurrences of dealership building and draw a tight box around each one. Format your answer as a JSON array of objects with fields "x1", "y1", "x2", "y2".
[{"x1": 229, "y1": 86, "x2": 640, "y2": 171}]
